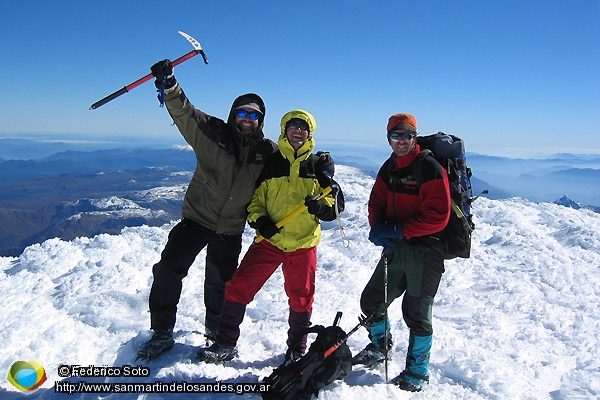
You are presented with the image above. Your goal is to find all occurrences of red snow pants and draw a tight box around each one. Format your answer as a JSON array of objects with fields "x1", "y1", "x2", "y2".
[{"x1": 224, "y1": 239, "x2": 317, "y2": 313}]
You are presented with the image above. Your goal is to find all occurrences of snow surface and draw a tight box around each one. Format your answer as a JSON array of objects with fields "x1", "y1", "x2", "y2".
[
  {"x1": 68, "y1": 197, "x2": 169, "y2": 221},
  {"x1": 1, "y1": 165, "x2": 600, "y2": 399}
]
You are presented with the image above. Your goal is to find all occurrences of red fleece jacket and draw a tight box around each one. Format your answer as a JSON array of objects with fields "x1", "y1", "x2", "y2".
[{"x1": 368, "y1": 145, "x2": 450, "y2": 240}]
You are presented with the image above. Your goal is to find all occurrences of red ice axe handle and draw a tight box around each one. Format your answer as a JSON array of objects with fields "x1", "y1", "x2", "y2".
[{"x1": 89, "y1": 48, "x2": 208, "y2": 110}]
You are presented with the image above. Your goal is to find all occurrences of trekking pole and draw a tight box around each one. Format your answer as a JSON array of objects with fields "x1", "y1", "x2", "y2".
[
  {"x1": 471, "y1": 189, "x2": 489, "y2": 202},
  {"x1": 254, "y1": 186, "x2": 332, "y2": 243},
  {"x1": 89, "y1": 31, "x2": 208, "y2": 110},
  {"x1": 383, "y1": 249, "x2": 389, "y2": 383}
]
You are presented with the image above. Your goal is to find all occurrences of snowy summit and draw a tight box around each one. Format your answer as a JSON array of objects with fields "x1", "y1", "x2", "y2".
[{"x1": 1, "y1": 164, "x2": 599, "y2": 399}]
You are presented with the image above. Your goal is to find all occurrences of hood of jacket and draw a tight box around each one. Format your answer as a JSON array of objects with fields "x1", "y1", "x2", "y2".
[
  {"x1": 278, "y1": 109, "x2": 317, "y2": 161},
  {"x1": 227, "y1": 93, "x2": 266, "y2": 140}
]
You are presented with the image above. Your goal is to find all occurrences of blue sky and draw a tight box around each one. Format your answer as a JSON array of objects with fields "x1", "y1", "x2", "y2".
[{"x1": 0, "y1": 0, "x2": 598, "y2": 157}]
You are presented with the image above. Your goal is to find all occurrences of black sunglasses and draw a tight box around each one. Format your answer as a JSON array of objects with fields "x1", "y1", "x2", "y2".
[
  {"x1": 389, "y1": 132, "x2": 416, "y2": 142},
  {"x1": 287, "y1": 121, "x2": 309, "y2": 132}
]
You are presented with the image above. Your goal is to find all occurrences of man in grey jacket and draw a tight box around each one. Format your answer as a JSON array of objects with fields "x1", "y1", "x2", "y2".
[{"x1": 137, "y1": 59, "x2": 276, "y2": 361}]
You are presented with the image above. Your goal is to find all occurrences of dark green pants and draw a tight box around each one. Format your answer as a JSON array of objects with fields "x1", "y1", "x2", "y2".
[{"x1": 359, "y1": 239, "x2": 445, "y2": 336}]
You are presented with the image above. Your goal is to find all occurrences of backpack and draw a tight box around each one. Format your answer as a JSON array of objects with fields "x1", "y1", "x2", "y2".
[
  {"x1": 261, "y1": 313, "x2": 353, "y2": 400},
  {"x1": 416, "y1": 132, "x2": 478, "y2": 259}
]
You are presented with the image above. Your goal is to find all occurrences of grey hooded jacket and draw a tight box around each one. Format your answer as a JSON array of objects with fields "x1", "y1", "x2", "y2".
[{"x1": 164, "y1": 86, "x2": 276, "y2": 235}]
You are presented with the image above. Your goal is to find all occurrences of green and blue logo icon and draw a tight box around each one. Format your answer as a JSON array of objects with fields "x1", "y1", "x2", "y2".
[{"x1": 7, "y1": 360, "x2": 47, "y2": 391}]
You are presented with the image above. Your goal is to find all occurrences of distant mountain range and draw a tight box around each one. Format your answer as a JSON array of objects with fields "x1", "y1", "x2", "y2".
[
  {"x1": 0, "y1": 146, "x2": 195, "y2": 182},
  {"x1": 1, "y1": 137, "x2": 599, "y2": 256},
  {"x1": 334, "y1": 150, "x2": 600, "y2": 205},
  {"x1": 0, "y1": 165, "x2": 190, "y2": 256},
  {"x1": 553, "y1": 195, "x2": 600, "y2": 213}
]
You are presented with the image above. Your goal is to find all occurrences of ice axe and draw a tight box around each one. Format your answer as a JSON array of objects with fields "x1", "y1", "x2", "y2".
[
  {"x1": 89, "y1": 31, "x2": 208, "y2": 110},
  {"x1": 254, "y1": 186, "x2": 332, "y2": 243}
]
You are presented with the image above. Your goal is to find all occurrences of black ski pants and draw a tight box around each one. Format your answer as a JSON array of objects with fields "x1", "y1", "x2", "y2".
[
  {"x1": 149, "y1": 218, "x2": 242, "y2": 333},
  {"x1": 359, "y1": 239, "x2": 445, "y2": 337}
]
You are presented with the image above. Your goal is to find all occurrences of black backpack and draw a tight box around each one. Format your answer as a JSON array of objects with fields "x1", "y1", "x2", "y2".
[
  {"x1": 261, "y1": 314, "x2": 353, "y2": 400},
  {"x1": 416, "y1": 132, "x2": 483, "y2": 259}
]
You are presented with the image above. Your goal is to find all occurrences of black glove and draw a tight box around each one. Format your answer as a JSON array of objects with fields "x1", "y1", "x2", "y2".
[
  {"x1": 251, "y1": 216, "x2": 280, "y2": 239},
  {"x1": 150, "y1": 59, "x2": 176, "y2": 90},
  {"x1": 315, "y1": 151, "x2": 335, "y2": 188},
  {"x1": 305, "y1": 195, "x2": 326, "y2": 216}
]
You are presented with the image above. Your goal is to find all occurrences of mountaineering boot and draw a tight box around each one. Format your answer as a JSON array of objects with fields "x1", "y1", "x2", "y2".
[
  {"x1": 287, "y1": 309, "x2": 312, "y2": 357},
  {"x1": 290, "y1": 349, "x2": 304, "y2": 362},
  {"x1": 137, "y1": 329, "x2": 174, "y2": 361},
  {"x1": 391, "y1": 333, "x2": 432, "y2": 392},
  {"x1": 352, "y1": 316, "x2": 392, "y2": 367},
  {"x1": 196, "y1": 342, "x2": 238, "y2": 363},
  {"x1": 204, "y1": 328, "x2": 217, "y2": 347},
  {"x1": 352, "y1": 341, "x2": 392, "y2": 367},
  {"x1": 285, "y1": 347, "x2": 305, "y2": 363},
  {"x1": 196, "y1": 300, "x2": 245, "y2": 363},
  {"x1": 390, "y1": 371, "x2": 429, "y2": 392}
]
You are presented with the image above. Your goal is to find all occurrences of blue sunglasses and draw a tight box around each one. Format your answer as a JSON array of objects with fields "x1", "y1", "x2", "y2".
[{"x1": 236, "y1": 109, "x2": 261, "y2": 121}]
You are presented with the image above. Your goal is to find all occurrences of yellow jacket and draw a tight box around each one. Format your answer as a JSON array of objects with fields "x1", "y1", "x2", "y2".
[{"x1": 247, "y1": 110, "x2": 338, "y2": 252}]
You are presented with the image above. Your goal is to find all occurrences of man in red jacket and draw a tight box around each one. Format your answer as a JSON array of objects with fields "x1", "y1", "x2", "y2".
[{"x1": 352, "y1": 113, "x2": 450, "y2": 392}]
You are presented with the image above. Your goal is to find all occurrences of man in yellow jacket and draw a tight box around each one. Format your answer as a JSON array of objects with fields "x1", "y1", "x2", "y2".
[{"x1": 197, "y1": 109, "x2": 345, "y2": 363}]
